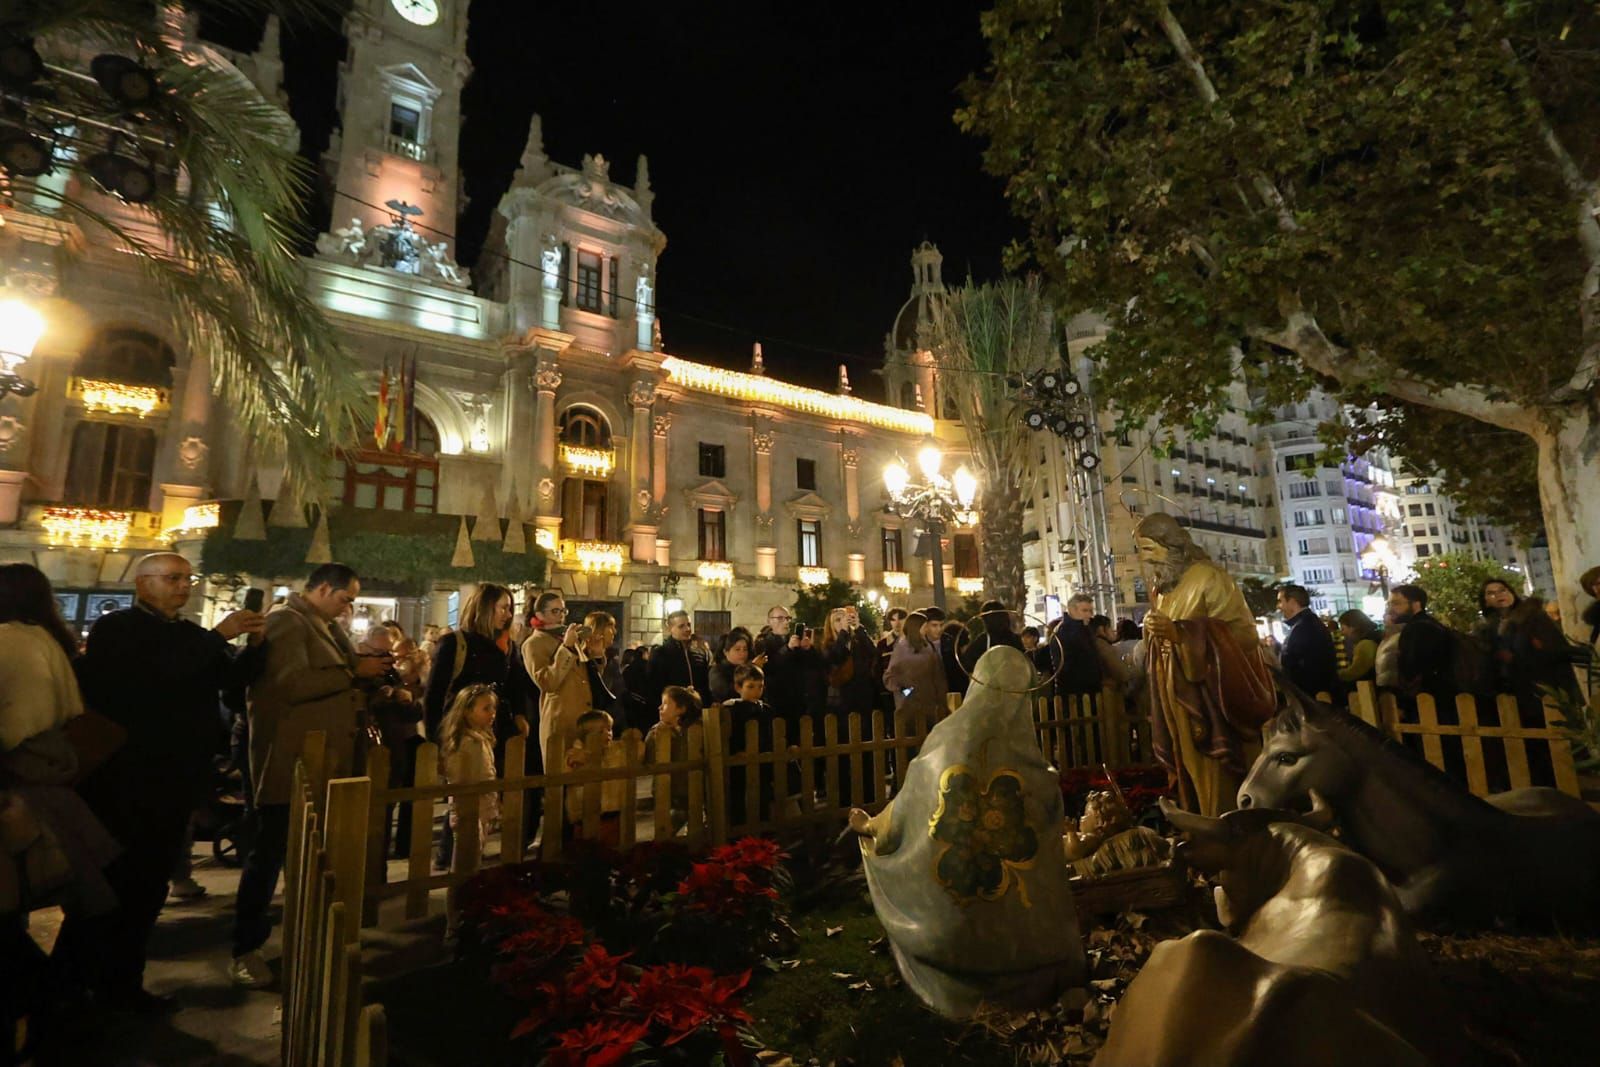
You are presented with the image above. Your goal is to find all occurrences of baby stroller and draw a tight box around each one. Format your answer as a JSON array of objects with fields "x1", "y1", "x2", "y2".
[{"x1": 191, "y1": 712, "x2": 253, "y2": 866}]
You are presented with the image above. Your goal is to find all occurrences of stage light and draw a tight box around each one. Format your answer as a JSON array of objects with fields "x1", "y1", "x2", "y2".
[
  {"x1": 91, "y1": 54, "x2": 160, "y2": 108},
  {"x1": 0, "y1": 38, "x2": 44, "y2": 88},
  {"x1": 0, "y1": 128, "x2": 52, "y2": 177}
]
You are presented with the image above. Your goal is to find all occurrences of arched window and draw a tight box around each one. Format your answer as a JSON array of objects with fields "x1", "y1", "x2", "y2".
[
  {"x1": 333, "y1": 412, "x2": 441, "y2": 513},
  {"x1": 559, "y1": 405, "x2": 611, "y2": 448},
  {"x1": 74, "y1": 329, "x2": 175, "y2": 387},
  {"x1": 64, "y1": 421, "x2": 157, "y2": 508}
]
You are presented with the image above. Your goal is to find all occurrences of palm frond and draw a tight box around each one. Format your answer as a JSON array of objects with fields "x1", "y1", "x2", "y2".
[{"x1": 6, "y1": 0, "x2": 361, "y2": 499}]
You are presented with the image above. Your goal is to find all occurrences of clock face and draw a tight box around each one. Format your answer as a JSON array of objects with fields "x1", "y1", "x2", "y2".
[{"x1": 392, "y1": 0, "x2": 440, "y2": 26}]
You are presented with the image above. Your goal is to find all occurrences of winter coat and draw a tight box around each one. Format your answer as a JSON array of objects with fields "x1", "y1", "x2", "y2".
[
  {"x1": 1474, "y1": 598, "x2": 1581, "y2": 709},
  {"x1": 648, "y1": 637, "x2": 712, "y2": 708},
  {"x1": 1281, "y1": 611, "x2": 1340, "y2": 699},
  {"x1": 0, "y1": 622, "x2": 83, "y2": 752},
  {"x1": 522, "y1": 628, "x2": 596, "y2": 771},
  {"x1": 247, "y1": 593, "x2": 362, "y2": 806},
  {"x1": 883, "y1": 637, "x2": 949, "y2": 721},
  {"x1": 423, "y1": 630, "x2": 513, "y2": 745},
  {"x1": 442, "y1": 726, "x2": 499, "y2": 831},
  {"x1": 823, "y1": 627, "x2": 879, "y2": 713}
]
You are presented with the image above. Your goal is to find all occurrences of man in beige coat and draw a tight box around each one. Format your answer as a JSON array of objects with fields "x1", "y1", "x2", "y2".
[
  {"x1": 521, "y1": 591, "x2": 593, "y2": 771},
  {"x1": 230, "y1": 563, "x2": 390, "y2": 988}
]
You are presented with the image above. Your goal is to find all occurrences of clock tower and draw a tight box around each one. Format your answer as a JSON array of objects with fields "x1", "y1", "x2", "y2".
[{"x1": 320, "y1": 0, "x2": 470, "y2": 259}]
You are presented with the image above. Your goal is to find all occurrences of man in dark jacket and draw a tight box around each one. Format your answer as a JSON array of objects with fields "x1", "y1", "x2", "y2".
[
  {"x1": 1048, "y1": 595, "x2": 1104, "y2": 697},
  {"x1": 1386, "y1": 584, "x2": 1459, "y2": 702},
  {"x1": 1276, "y1": 585, "x2": 1340, "y2": 699},
  {"x1": 648, "y1": 609, "x2": 712, "y2": 708},
  {"x1": 61, "y1": 552, "x2": 265, "y2": 1014},
  {"x1": 758, "y1": 605, "x2": 825, "y2": 727}
]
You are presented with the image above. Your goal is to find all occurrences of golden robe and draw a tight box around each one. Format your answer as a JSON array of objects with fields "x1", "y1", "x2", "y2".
[{"x1": 1148, "y1": 560, "x2": 1276, "y2": 817}]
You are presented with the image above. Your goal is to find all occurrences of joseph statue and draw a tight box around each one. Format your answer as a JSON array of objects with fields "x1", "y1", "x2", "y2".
[{"x1": 1135, "y1": 513, "x2": 1276, "y2": 816}]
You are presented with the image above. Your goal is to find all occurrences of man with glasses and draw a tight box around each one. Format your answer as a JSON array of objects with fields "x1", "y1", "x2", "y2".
[{"x1": 63, "y1": 553, "x2": 266, "y2": 1014}]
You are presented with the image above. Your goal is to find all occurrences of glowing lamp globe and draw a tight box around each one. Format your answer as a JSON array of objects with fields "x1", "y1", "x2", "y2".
[
  {"x1": 952, "y1": 465, "x2": 978, "y2": 508},
  {"x1": 0, "y1": 296, "x2": 45, "y2": 372},
  {"x1": 917, "y1": 445, "x2": 944, "y2": 481},
  {"x1": 883, "y1": 461, "x2": 910, "y2": 498}
]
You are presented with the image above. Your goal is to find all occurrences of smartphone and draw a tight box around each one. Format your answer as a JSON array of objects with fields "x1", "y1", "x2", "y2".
[{"x1": 243, "y1": 587, "x2": 265, "y2": 613}]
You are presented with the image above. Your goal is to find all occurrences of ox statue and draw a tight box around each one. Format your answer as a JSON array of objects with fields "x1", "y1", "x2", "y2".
[
  {"x1": 847, "y1": 645, "x2": 1085, "y2": 1019},
  {"x1": 1096, "y1": 798, "x2": 1459, "y2": 1067},
  {"x1": 1238, "y1": 683, "x2": 1600, "y2": 927}
]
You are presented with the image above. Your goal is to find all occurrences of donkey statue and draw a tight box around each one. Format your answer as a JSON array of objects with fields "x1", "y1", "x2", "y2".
[
  {"x1": 1238, "y1": 682, "x2": 1600, "y2": 927},
  {"x1": 1096, "y1": 798, "x2": 1458, "y2": 1067}
]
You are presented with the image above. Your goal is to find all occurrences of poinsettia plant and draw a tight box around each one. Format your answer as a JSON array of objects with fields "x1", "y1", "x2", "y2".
[
  {"x1": 1060, "y1": 765, "x2": 1171, "y2": 821},
  {"x1": 457, "y1": 836, "x2": 791, "y2": 1066}
]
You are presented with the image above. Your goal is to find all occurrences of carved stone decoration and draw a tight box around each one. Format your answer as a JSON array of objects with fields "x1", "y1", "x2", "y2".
[
  {"x1": 753, "y1": 431, "x2": 774, "y2": 455},
  {"x1": 846, "y1": 522, "x2": 865, "y2": 541},
  {"x1": 653, "y1": 414, "x2": 673, "y2": 437},
  {"x1": 635, "y1": 263, "x2": 653, "y2": 317},
  {"x1": 628, "y1": 380, "x2": 657, "y2": 408},
  {"x1": 754, "y1": 513, "x2": 775, "y2": 532},
  {"x1": 177, "y1": 436, "x2": 209, "y2": 471},
  {"x1": 534, "y1": 366, "x2": 563, "y2": 392},
  {"x1": 540, "y1": 235, "x2": 562, "y2": 291},
  {"x1": 635, "y1": 489, "x2": 653, "y2": 513},
  {"x1": 317, "y1": 213, "x2": 469, "y2": 287},
  {"x1": 538, "y1": 477, "x2": 555, "y2": 503},
  {"x1": 581, "y1": 153, "x2": 611, "y2": 181},
  {"x1": 0, "y1": 415, "x2": 23, "y2": 452},
  {"x1": 841, "y1": 447, "x2": 859, "y2": 468}
]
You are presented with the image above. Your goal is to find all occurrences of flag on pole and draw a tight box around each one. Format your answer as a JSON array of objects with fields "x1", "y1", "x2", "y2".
[
  {"x1": 375, "y1": 358, "x2": 391, "y2": 449},
  {"x1": 390, "y1": 354, "x2": 408, "y2": 453},
  {"x1": 404, "y1": 353, "x2": 419, "y2": 451}
]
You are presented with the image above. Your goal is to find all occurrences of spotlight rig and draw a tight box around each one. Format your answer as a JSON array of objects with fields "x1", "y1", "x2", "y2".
[{"x1": 1015, "y1": 364, "x2": 1100, "y2": 472}]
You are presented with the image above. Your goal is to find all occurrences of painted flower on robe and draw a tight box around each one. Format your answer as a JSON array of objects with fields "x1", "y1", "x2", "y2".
[{"x1": 930, "y1": 767, "x2": 1039, "y2": 902}]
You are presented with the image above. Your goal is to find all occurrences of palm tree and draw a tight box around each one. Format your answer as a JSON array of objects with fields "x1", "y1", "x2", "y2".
[
  {"x1": 927, "y1": 276, "x2": 1058, "y2": 611},
  {"x1": 2, "y1": 1, "x2": 360, "y2": 497}
]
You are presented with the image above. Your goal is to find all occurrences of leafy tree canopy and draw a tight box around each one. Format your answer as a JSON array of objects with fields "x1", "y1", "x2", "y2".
[
  {"x1": 790, "y1": 578, "x2": 882, "y2": 637},
  {"x1": 959, "y1": 0, "x2": 1599, "y2": 536}
]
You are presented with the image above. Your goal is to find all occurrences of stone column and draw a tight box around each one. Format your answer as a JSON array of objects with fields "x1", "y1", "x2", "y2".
[
  {"x1": 502, "y1": 345, "x2": 537, "y2": 511},
  {"x1": 753, "y1": 428, "x2": 774, "y2": 577},
  {"x1": 841, "y1": 446, "x2": 860, "y2": 523},
  {"x1": 625, "y1": 379, "x2": 658, "y2": 563},
  {"x1": 651, "y1": 412, "x2": 671, "y2": 561},
  {"x1": 0, "y1": 469, "x2": 26, "y2": 524},
  {"x1": 532, "y1": 356, "x2": 562, "y2": 523},
  {"x1": 848, "y1": 552, "x2": 866, "y2": 584},
  {"x1": 158, "y1": 482, "x2": 206, "y2": 535}
]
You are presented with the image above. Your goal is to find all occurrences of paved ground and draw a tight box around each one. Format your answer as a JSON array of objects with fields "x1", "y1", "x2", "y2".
[{"x1": 27, "y1": 848, "x2": 284, "y2": 1067}]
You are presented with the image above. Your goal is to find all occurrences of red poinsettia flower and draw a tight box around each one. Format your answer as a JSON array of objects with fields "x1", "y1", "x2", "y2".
[
  {"x1": 544, "y1": 1018, "x2": 650, "y2": 1067},
  {"x1": 708, "y1": 836, "x2": 788, "y2": 871},
  {"x1": 566, "y1": 942, "x2": 633, "y2": 1001},
  {"x1": 629, "y1": 964, "x2": 752, "y2": 1045}
]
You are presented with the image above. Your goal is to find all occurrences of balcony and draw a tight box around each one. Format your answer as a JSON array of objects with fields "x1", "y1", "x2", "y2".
[
  {"x1": 559, "y1": 444, "x2": 615, "y2": 478},
  {"x1": 557, "y1": 539, "x2": 626, "y2": 574},
  {"x1": 797, "y1": 566, "x2": 831, "y2": 587},
  {"x1": 1177, "y1": 515, "x2": 1267, "y2": 539},
  {"x1": 383, "y1": 133, "x2": 434, "y2": 163},
  {"x1": 696, "y1": 560, "x2": 734, "y2": 586},
  {"x1": 883, "y1": 571, "x2": 911, "y2": 594},
  {"x1": 28, "y1": 505, "x2": 165, "y2": 549},
  {"x1": 67, "y1": 376, "x2": 170, "y2": 419}
]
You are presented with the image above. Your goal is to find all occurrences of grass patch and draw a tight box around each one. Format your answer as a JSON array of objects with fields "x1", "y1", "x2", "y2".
[{"x1": 744, "y1": 893, "x2": 1014, "y2": 1066}]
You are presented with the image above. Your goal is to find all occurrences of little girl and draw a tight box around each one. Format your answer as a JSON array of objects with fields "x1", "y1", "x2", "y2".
[
  {"x1": 644, "y1": 686, "x2": 702, "y2": 831},
  {"x1": 437, "y1": 682, "x2": 500, "y2": 858}
]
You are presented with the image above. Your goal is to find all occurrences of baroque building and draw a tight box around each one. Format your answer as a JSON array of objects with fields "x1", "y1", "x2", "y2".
[{"x1": 0, "y1": 0, "x2": 938, "y2": 642}]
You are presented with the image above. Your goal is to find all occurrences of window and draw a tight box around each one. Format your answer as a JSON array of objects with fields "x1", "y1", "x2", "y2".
[
  {"x1": 64, "y1": 422, "x2": 157, "y2": 508},
  {"x1": 1304, "y1": 537, "x2": 1330, "y2": 553},
  {"x1": 389, "y1": 102, "x2": 420, "y2": 141},
  {"x1": 1297, "y1": 540, "x2": 1311, "y2": 555},
  {"x1": 1429, "y1": 524, "x2": 1439, "y2": 536},
  {"x1": 335, "y1": 412, "x2": 441, "y2": 514},
  {"x1": 75, "y1": 328, "x2": 174, "y2": 386},
  {"x1": 1408, "y1": 503, "x2": 1423, "y2": 516},
  {"x1": 881, "y1": 527, "x2": 903, "y2": 572},
  {"x1": 1303, "y1": 568, "x2": 1334, "y2": 583},
  {"x1": 952, "y1": 533, "x2": 980, "y2": 578},
  {"x1": 797, "y1": 519, "x2": 821, "y2": 566},
  {"x1": 1416, "y1": 543, "x2": 1432, "y2": 557},
  {"x1": 698, "y1": 509, "x2": 726, "y2": 561},
  {"x1": 559, "y1": 242, "x2": 571, "y2": 306},
  {"x1": 561, "y1": 478, "x2": 609, "y2": 540},
  {"x1": 698, "y1": 442, "x2": 725, "y2": 478},
  {"x1": 576, "y1": 250, "x2": 603, "y2": 312},
  {"x1": 796, "y1": 458, "x2": 816, "y2": 491},
  {"x1": 1331, "y1": 507, "x2": 1346, "y2": 523},
  {"x1": 1424, "y1": 503, "x2": 1436, "y2": 516},
  {"x1": 560, "y1": 406, "x2": 611, "y2": 448},
  {"x1": 607, "y1": 256, "x2": 620, "y2": 317}
]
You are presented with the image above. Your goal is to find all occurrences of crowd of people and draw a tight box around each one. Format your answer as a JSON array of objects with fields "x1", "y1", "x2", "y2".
[{"x1": 3, "y1": 552, "x2": 1595, "y2": 1054}]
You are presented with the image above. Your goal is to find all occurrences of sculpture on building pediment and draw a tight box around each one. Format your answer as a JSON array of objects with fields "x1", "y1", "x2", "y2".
[
  {"x1": 422, "y1": 239, "x2": 469, "y2": 286},
  {"x1": 375, "y1": 216, "x2": 424, "y2": 274},
  {"x1": 0, "y1": 415, "x2": 23, "y2": 453},
  {"x1": 628, "y1": 380, "x2": 657, "y2": 408},
  {"x1": 634, "y1": 489, "x2": 653, "y2": 514},
  {"x1": 177, "y1": 436, "x2": 209, "y2": 471},
  {"x1": 317, "y1": 217, "x2": 368, "y2": 260},
  {"x1": 752, "y1": 431, "x2": 774, "y2": 455},
  {"x1": 651, "y1": 319, "x2": 663, "y2": 349},
  {"x1": 635, "y1": 265, "x2": 653, "y2": 317},
  {"x1": 582, "y1": 153, "x2": 611, "y2": 181},
  {"x1": 653, "y1": 414, "x2": 672, "y2": 437}
]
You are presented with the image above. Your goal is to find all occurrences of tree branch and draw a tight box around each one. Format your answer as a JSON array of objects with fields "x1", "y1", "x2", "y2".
[
  {"x1": 1251, "y1": 306, "x2": 1536, "y2": 433},
  {"x1": 1499, "y1": 39, "x2": 1600, "y2": 401},
  {"x1": 1153, "y1": 2, "x2": 1298, "y2": 233}
]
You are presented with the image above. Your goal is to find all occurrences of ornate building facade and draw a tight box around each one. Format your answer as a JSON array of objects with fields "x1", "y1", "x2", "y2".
[{"x1": 0, "y1": 0, "x2": 940, "y2": 642}]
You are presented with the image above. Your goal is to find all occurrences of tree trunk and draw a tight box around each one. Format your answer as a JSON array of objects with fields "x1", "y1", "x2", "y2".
[
  {"x1": 979, "y1": 483, "x2": 1028, "y2": 613},
  {"x1": 1533, "y1": 406, "x2": 1600, "y2": 641}
]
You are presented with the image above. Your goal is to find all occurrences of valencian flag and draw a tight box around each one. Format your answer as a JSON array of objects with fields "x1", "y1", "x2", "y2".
[
  {"x1": 374, "y1": 358, "x2": 391, "y2": 449},
  {"x1": 390, "y1": 354, "x2": 408, "y2": 453}
]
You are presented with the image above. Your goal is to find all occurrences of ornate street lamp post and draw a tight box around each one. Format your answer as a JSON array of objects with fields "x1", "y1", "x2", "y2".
[
  {"x1": 883, "y1": 444, "x2": 978, "y2": 612},
  {"x1": 1360, "y1": 534, "x2": 1395, "y2": 598},
  {"x1": 0, "y1": 293, "x2": 46, "y2": 401}
]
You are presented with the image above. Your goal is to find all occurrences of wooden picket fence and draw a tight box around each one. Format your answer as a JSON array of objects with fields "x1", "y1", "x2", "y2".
[
  {"x1": 355, "y1": 684, "x2": 1149, "y2": 927},
  {"x1": 1343, "y1": 681, "x2": 1585, "y2": 800},
  {"x1": 279, "y1": 734, "x2": 387, "y2": 1067}
]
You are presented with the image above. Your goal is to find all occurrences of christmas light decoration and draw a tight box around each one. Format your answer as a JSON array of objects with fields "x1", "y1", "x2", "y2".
[
  {"x1": 662, "y1": 356, "x2": 933, "y2": 435},
  {"x1": 560, "y1": 539, "x2": 626, "y2": 574},
  {"x1": 882, "y1": 571, "x2": 911, "y2": 594},
  {"x1": 956, "y1": 577, "x2": 986, "y2": 596},
  {"x1": 41, "y1": 506, "x2": 132, "y2": 547},
  {"x1": 534, "y1": 528, "x2": 557, "y2": 551},
  {"x1": 74, "y1": 377, "x2": 167, "y2": 418},
  {"x1": 166, "y1": 501, "x2": 220, "y2": 537},
  {"x1": 797, "y1": 566, "x2": 830, "y2": 587},
  {"x1": 696, "y1": 560, "x2": 734, "y2": 586},
  {"x1": 560, "y1": 443, "x2": 615, "y2": 478}
]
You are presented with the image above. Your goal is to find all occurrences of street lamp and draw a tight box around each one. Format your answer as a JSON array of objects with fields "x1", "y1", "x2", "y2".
[
  {"x1": 883, "y1": 443, "x2": 979, "y2": 611},
  {"x1": 1360, "y1": 535, "x2": 1394, "y2": 598},
  {"x1": 0, "y1": 294, "x2": 46, "y2": 402}
]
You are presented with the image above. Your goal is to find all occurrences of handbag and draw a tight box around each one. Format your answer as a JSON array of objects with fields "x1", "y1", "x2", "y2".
[{"x1": 62, "y1": 709, "x2": 128, "y2": 785}]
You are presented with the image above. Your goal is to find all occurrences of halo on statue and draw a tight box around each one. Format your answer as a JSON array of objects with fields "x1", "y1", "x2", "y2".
[{"x1": 948, "y1": 607, "x2": 1068, "y2": 696}]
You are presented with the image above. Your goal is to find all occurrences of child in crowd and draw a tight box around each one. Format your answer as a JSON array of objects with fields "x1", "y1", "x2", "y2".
[
  {"x1": 724, "y1": 665, "x2": 779, "y2": 827},
  {"x1": 436, "y1": 683, "x2": 500, "y2": 860},
  {"x1": 563, "y1": 709, "x2": 625, "y2": 844},
  {"x1": 644, "y1": 686, "x2": 702, "y2": 832}
]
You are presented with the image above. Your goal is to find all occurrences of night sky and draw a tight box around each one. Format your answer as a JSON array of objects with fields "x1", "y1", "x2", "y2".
[{"x1": 216, "y1": 0, "x2": 1019, "y2": 398}]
